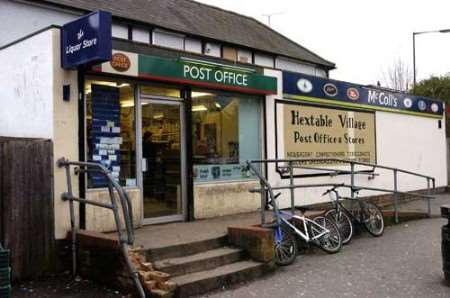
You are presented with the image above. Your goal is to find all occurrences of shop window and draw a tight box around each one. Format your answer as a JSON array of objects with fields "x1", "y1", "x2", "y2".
[
  {"x1": 112, "y1": 23, "x2": 129, "y2": 39},
  {"x1": 204, "y1": 42, "x2": 221, "y2": 57},
  {"x1": 192, "y1": 91, "x2": 261, "y2": 182},
  {"x1": 85, "y1": 79, "x2": 136, "y2": 188},
  {"x1": 132, "y1": 27, "x2": 150, "y2": 44},
  {"x1": 185, "y1": 38, "x2": 202, "y2": 54},
  {"x1": 254, "y1": 53, "x2": 274, "y2": 68},
  {"x1": 140, "y1": 85, "x2": 181, "y2": 98},
  {"x1": 152, "y1": 29, "x2": 184, "y2": 50},
  {"x1": 275, "y1": 57, "x2": 316, "y2": 75},
  {"x1": 237, "y1": 49, "x2": 252, "y2": 64}
]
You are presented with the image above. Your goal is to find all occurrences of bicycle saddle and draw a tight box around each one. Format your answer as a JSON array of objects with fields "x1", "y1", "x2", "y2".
[{"x1": 265, "y1": 192, "x2": 281, "y2": 210}]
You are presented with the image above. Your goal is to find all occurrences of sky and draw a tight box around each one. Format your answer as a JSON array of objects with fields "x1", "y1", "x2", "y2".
[{"x1": 196, "y1": 0, "x2": 450, "y2": 87}]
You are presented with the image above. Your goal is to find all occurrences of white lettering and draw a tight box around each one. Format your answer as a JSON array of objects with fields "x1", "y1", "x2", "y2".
[
  {"x1": 214, "y1": 70, "x2": 223, "y2": 82},
  {"x1": 182, "y1": 64, "x2": 249, "y2": 86},
  {"x1": 183, "y1": 65, "x2": 190, "y2": 77},
  {"x1": 66, "y1": 43, "x2": 82, "y2": 55},
  {"x1": 82, "y1": 38, "x2": 97, "y2": 48},
  {"x1": 367, "y1": 89, "x2": 398, "y2": 107},
  {"x1": 65, "y1": 38, "x2": 97, "y2": 55},
  {"x1": 183, "y1": 65, "x2": 212, "y2": 80}
]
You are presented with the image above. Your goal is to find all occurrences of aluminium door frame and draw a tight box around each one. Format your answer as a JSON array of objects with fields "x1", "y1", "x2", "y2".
[{"x1": 137, "y1": 89, "x2": 187, "y2": 225}]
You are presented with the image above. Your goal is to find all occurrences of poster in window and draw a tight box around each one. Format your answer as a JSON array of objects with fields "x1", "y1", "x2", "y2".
[
  {"x1": 90, "y1": 84, "x2": 122, "y2": 187},
  {"x1": 204, "y1": 123, "x2": 217, "y2": 156}
]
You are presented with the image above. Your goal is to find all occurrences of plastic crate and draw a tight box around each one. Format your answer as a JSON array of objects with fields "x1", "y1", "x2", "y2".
[
  {"x1": 0, "y1": 285, "x2": 10, "y2": 298},
  {"x1": 0, "y1": 250, "x2": 9, "y2": 269},
  {"x1": 0, "y1": 268, "x2": 10, "y2": 288}
]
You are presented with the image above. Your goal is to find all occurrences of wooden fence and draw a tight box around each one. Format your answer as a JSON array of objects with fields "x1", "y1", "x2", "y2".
[{"x1": 0, "y1": 137, "x2": 54, "y2": 280}]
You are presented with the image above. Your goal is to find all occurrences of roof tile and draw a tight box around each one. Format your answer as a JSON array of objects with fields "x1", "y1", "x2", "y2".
[{"x1": 38, "y1": 0, "x2": 335, "y2": 68}]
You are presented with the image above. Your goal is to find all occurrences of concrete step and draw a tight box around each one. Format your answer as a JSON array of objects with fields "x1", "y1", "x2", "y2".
[
  {"x1": 172, "y1": 260, "x2": 274, "y2": 297},
  {"x1": 143, "y1": 236, "x2": 228, "y2": 262},
  {"x1": 153, "y1": 247, "x2": 245, "y2": 277}
]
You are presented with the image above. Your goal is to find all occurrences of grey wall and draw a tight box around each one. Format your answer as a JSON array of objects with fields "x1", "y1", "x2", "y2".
[{"x1": 0, "y1": 0, "x2": 78, "y2": 47}]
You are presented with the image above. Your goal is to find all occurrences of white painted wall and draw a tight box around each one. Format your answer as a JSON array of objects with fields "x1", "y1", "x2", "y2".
[
  {"x1": 0, "y1": 0, "x2": 77, "y2": 47},
  {"x1": 0, "y1": 29, "x2": 54, "y2": 138},
  {"x1": 265, "y1": 69, "x2": 447, "y2": 209},
  {"x1": 51, "y1": 28, "x2": 80, "y2": 240},
  {"x1": 315, "y1": 68, "x2": 327, "y2": 78},
  {"x1": 1, "y1": 27, "x2": 79, "y2": 239}
]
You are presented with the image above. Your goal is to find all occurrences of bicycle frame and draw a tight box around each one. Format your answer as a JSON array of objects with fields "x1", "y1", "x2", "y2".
[
  {"x1": 274, "y1": 210, "x2": 330, "y2": 244},
  {"x1": 328, "y1": 190, "x2": 372, "y2": 225},
  {"x1": 245, "y1": 160, "x2": 332, "y2": 244}
]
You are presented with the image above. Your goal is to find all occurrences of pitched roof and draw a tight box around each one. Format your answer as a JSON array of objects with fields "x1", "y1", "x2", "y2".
[{"x1": 35, "y1": 0, "x2": 335, "y2": 69}]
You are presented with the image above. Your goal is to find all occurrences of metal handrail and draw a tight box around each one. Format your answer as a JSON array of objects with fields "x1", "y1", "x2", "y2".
[
  {"x1": 57, "y1": 158, "x2": 145, "y2": 298},
  {"x1": 249, "y1": 158, "x2": 435, "y2": 181},
  {"x1": 247, "y1": 158, "x2": 436, "y2": 225},
  {"x1": 250, "y1": 183, "x2": 434, "y2": 200}
]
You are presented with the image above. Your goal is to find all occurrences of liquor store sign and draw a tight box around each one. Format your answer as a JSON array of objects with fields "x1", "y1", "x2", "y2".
[
  {"x1": 61, "y1": 10, "x2": 112, "y2": 69},
  {"x1": 283, "y1": 103, "x2": 376, "y2": 165}
]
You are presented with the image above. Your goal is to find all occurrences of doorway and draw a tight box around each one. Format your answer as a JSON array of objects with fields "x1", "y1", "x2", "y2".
[{"x1": 139, "y1": 96, "x2": 186, "y2": 224}]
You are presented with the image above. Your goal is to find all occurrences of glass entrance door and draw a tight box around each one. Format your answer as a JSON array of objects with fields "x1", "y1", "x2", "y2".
[{"x1": 140, "y1": 99, "x2": 185, "y2": 223}]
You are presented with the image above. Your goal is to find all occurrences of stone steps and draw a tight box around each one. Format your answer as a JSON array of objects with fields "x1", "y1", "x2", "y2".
[
  {"x1": 172, "y1": 260, "x2": 272, "y2": 297},
  {"x1": 153, "y1": 247, "x2": 244, "y2": 277},
  {"x1": 144, "y1": 236, "x2": 228, "y2": 262},
  {"x1": 141, "y1": 235, "x2": 273, "y2": 297}
]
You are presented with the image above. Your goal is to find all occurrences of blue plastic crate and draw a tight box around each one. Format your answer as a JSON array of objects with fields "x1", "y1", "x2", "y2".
[{"x1": 0, "y1": 285, "x2": 10, "y2": 298}]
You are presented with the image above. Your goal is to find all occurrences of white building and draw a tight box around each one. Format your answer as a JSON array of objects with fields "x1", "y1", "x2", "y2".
[{"x1": 0, "y1": 0, "x2": 446, "y2": 243}]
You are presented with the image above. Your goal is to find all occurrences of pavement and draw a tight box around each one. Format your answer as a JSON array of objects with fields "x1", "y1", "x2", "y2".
[
  {"x1": 13, "y1": 192, "x2": 450, "y2": 297},
  {"x1": 388, "y1": 193, "x2": 450, "y2": 217},
  {"x1": 200, "y1": 193, "x2": 450, "y2": 298},
  {"x1": 134, "y1": 192, "x2": 449, "y2": 250},
  {"x1": 133, "y1": 211, "x2": 268, "y2": 249}
]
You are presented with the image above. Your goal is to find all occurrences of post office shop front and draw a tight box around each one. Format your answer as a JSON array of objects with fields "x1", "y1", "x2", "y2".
[
  {"x1": 0, "y1": 0, "x2": 341, "y2": 239},
  {"x1": 82, "y1": 51, "x2": 277, "y2": 228}
]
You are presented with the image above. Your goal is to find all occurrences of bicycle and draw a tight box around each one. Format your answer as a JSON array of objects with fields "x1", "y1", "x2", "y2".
[
  {"x1": 323, "y1": 184, "x2": 384, "y2": 244},
  {"x1": 265, "y1": 192, "x2": 342, "y2": 266}
]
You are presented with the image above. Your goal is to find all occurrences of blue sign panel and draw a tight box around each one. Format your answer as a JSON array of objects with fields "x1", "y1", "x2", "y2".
[
  {"x1": 90, "y1": 85, "x2": 122, "y2": 187},
  {"x1": 61, "y1": 10, "x2": 112, "y2": 69},
  {"x1": 283, "y1": 72, "x2": 444, "y2": 117}
]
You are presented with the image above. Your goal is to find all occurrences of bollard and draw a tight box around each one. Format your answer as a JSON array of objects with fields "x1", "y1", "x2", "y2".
[{"x1": 441, "y1": 205, "x2": 450, "y2": 284}]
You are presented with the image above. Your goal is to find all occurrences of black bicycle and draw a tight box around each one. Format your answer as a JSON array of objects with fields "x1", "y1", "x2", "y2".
[{"x1": 323, "y1": 185, "x2": 384, "y2": 244}]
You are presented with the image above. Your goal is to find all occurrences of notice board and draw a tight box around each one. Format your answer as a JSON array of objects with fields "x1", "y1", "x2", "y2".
[{"x1": 281, "y1": 103, "x2": 376, "y2": 166}]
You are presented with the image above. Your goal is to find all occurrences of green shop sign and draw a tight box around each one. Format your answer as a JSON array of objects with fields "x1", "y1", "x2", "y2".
[{"x1": 94, "y1": 51, "x2": 277, "y2": 95}]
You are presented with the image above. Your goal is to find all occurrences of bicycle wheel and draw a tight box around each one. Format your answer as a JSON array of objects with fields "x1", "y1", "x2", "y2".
[
  {"x1": 274, "y1": 223, "x2": 297, "y2": 266},
  {"x1": 361, "y1": 202, "x2": 384, "y2": 237},
  {"x1": 310, "y1": 216, "x2": 342, "y2": 254},
  {"x1": 325, "y1": 208, "x2": 353, "y2": 245}
]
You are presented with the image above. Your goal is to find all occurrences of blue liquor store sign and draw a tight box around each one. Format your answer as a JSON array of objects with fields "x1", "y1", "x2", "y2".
[{"x1": 61, "y1": 10, "x2": 112, "y2": 69}]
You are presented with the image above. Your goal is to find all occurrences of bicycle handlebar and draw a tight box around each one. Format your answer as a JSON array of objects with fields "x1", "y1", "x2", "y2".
[{"x1": 321, "y1": 183, "x2": 345, "y2": 196}]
